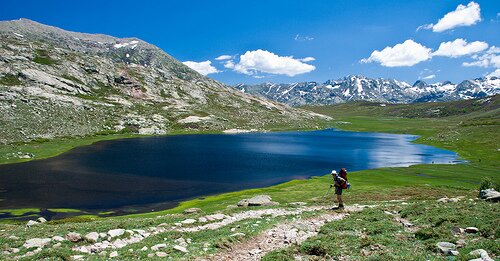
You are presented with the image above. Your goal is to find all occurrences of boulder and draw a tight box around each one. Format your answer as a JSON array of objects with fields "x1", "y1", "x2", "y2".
[
  {"x1": 437, "y1": 197, "x2": 449, "y2": 203},
  {"x1": 84, "y1": 232, "x2": 99, "y2": 242},
  {"x1": 451, "y1": 226, "x2": 464, "y2": 235},
  {"x1": 23, "y1": 238, "x2": 51, "y2": 249},
  {"x1": 37, "y1": 217, "x2": 47, "y2": 223},
  {"x1": 249, "y1": 248, "x2": 263, "y2": 255},
  {"x1": 469, "y1": 249, "x2": 494, "y2": 261},
  {"x1": 237, "y1": 199, "x2": 249, "y2": 207},
  {"x1": 109, "y1": 251, "x2": 118, "y2": 258},
  {"x1": 205, "y1": 213, "x2": 226, "y2": 221},
  {"x1": 456, "y1": 239, "x2": 466, "y2": 248},
  {"x1": 108, "y1": 229, "x2": 125, "y2": 238},
  {"x1": 181, "y1": 219, "x2": 197, "y2": 225},
  {"x1": 26, "y1": 220, "x2": 38, "y2": 227},
  {"x1": 248, "y1": 195, "x2": 272, "y2": 206},
  {"x1": 66, "y1": 232, "x2": 82, "y2": 242},
  {"x1": 289, "y1": 202, "x2": 307, "y2": 207},
  {"x1": 52, "y1": 236, "x2": 65, "y2": 242},
  {"x1": 173, "y1": 245, "x2": 189, "y2": 253},
  {"x1": 183, "y1": 208, "x2": 201, "y2": 214},
  {"x1": 151, "y1": 243, "x2": 167, "y2": 251},
  {"x1": 156, "y1": 252, "x2": 168, "y2": 257},
  {"x1": 112, "y1": 239, "x2": 127, "y2": 248},
  {"x1": 238, "y1": 195, "x2": 277, "y2": 207},
  {"x1": 479, "y1": 189, "x2": 500, "y2": 202},
  {"x1": 465, "y1": 227, "x2": 479, "y2": 233},
  {"x1": 436, "y1": 242, "x2": 456, "y2": 254}
]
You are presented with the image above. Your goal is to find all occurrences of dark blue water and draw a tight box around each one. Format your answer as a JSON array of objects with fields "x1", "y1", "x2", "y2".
[{"x1": 0, "y1": 129, "x2": 459, "y2": 213}]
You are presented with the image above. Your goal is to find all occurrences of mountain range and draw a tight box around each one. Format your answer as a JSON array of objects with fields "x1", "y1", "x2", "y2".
[
  {"x1": 234, "y1": 75, "x2": 500, "y2": 106},
  {"x1": 0, "y1": 19, "x2": 323, "y2": 147}
]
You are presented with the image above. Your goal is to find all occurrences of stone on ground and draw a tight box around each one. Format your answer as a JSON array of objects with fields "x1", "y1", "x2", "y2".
[
  {"x1": 66, "y1": 232, "x2": 82, "y2": 242},
  {"x1": 26, "y1": 220, "x2": 38, "y2": 227},
  {"x1": 151, "y1": 243, "x2": 166, "y2": 251},
  {"x1": 52, "y1": 236, "x2": 65, "y2": 242},
  {"x1": 183, "y1": 208, "x2": 201, "y2": 214},
  {"x1": 173, "y1": 245, "x2": 189, "y2": 253},
  {"x1": 238, "y1": 195, "x2": 278, "y2": 207},
  {"x1": 465, "y1": 227, "x2": 479, "y2": 233},
  {"x1": 181, "y1": 218, "x2": 197, "y2": 224},
  {"x1": 84, "y1": 232, "x2": 99, "y2": 242},
  {"x1": 108, "y1": 229, "x2": 125, "y2": 238},
  {"x1": 23, "y1": 238, "x2": 51, "y2": 249},
  {"x1": 109, "y1": 251, "x2": 118, "y2": 258},
  {"x1": 436, "y1": 242, "x2": 456, "y2": 254},
  {"x1": 469, "y1": 249, "x2": 494, "y2": 261}
]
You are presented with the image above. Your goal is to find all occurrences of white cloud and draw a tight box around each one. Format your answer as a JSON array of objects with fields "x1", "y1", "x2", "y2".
[
  {"x1": 462, "y1": 46, "x2": 500, "y2": 68},
  {"x1": 416, "y1": 24, "x2": 433, "y2": 31},
  {"x1": 182, "y1": 60, "x2": 219, "y2": 76},
  {"x1": 294, "y1": 34, "x2": 314, "y2": 41},
  {"x1": 487, "y1": 69, "x2": 500, "y2": 77},
  {"x1": 226, "y1": 49, "x2": 315, "y2": 76},
  {"x1": 223, "y1": 60, "x2": 235, "y2": 69},
  {"x1": 419, "y1": 2, "x2": 481, "y2": 32},
  {"x1": 215, "y1": 55, "x2": 232, "y2": 61},
  {"x1": 433, "y1": 39, "x2": 488, "y2": 57},
  {"x1": 299, "y1": 57, "x2": 316, "y2": 62},
  {"x1": 423, "y1": 74, "x2": 436, "y2": 80},
  {"x1": 361, "y1": 40, "x2": 432, "y2": 67}
]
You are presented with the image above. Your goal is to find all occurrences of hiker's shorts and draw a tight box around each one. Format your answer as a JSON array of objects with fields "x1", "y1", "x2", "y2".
[{"x1": 335, "y1": 186, "x2": 343, "y2": 195}]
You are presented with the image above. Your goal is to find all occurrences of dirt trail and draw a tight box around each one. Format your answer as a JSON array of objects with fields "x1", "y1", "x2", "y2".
[{"x1": 202, "y1": 206, "x2": 364, "y2": 261}]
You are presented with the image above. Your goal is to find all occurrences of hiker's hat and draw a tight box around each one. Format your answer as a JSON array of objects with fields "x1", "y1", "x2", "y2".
[{"x1": 331, "y1": 170, "x2": 337, "y2": 175}]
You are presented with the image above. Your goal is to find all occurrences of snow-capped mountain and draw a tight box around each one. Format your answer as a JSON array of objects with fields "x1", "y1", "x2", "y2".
[{"x1": 234, "y1": 75, "x2": 500, "y2": 106}]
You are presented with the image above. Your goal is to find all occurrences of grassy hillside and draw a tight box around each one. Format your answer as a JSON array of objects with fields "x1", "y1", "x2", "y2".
[{"x1": 0, "y1": 96, "x2": 498, "y2": 260}]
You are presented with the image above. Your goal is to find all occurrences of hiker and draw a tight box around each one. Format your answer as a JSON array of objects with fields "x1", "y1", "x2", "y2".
[{"x1": 330, "y1": 168, "x2": 348, "y2": 209}]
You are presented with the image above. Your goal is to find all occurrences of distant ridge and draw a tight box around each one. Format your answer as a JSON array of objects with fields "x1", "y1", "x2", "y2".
[{"x1": 234, "y1": 75, "x2": 500, "y2": 106}]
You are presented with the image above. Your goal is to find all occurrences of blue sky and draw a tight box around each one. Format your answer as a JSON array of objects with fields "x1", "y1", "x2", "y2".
[{"x1": 1, "y1": 0, "x2": 499, "y2": 85}]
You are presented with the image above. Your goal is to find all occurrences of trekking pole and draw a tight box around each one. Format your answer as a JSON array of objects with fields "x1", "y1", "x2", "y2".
[{"x1": 323, "y1": 185, "x2": 331, "y2": 199}]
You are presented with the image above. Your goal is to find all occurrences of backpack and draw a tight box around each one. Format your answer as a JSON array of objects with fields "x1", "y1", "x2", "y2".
[{"x1": 334, "y1": 174, "x2": 348, "y2": 189}]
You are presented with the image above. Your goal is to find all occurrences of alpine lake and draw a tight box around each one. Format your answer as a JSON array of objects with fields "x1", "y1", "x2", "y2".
[{"x1": 0, "y1": 129, "x2": 461, "y2": 220}]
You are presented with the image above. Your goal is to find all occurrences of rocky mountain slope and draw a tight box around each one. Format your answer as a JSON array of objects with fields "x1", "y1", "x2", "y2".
[
  {"x1": 0, "y1": 19, "x2": 324, "y2": 146},
  {"x1": 234, "y1": 75, "x2": 500, "y2": 106}
]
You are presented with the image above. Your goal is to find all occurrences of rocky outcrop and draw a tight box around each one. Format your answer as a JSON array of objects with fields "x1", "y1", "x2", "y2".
[{"x1": 480, "y1": 188, "x2": 500, "y2": 201}]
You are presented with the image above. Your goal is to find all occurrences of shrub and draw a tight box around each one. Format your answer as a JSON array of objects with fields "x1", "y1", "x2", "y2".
[
  {"x1": 478, "y1": 177, "x2": 495, "y2": 197},
  {"x1": 33, "y1": 49, "x2": 57, "y2": 65},
  {"x1": 0, "y1": 74, "x2": 22, "y2": 86}
]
